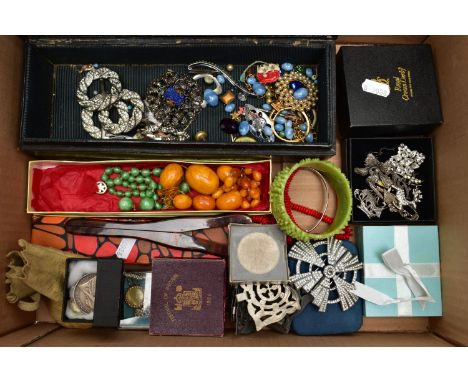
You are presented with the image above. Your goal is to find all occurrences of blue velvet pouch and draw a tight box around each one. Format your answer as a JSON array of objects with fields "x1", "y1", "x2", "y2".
[{"x1": 289, "y1": 240, "x2": 363, "y2": 336}]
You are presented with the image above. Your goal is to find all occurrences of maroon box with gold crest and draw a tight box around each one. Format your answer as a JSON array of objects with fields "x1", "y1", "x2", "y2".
[{"x1": 149, "y1": 258, "x2": 225, "y2": 336}]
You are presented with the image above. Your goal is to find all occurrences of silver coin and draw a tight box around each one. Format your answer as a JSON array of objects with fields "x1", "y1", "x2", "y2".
[{"x1": 73, "y1": 273, "x2": 97, "y2": 314}]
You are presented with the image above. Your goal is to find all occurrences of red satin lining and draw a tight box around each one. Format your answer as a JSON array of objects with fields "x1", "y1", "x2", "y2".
[{"x1": 31, "y1": 161, "x2": 271, "y2": 213}]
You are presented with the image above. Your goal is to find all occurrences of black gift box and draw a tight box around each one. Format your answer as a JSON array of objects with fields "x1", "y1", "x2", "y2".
[
  {"x1": 337, "y1": 44, "x2": 443, "y2": 137},
  {"x1": 344, "y1": 137, "x2": 437, "y2": 225},
  {"x1": 62, "y1": 258, "x2": 123, "y2": 327},
  {"x1": 20, "y1": 36, "x2": 336, "y2": 157}
]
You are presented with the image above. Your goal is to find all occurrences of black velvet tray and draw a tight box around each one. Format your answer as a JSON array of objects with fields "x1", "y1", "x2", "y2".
[
  {"x1": 344, "y1": 137, "x2": 437, "y2": 225},
  {"x1": 20, "y1": 36, "x2": 336, "y2": 157}
]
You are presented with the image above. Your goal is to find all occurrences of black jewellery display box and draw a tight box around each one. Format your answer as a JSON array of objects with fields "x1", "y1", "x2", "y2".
[
  {"x1": 20, "y1": 36, "x2": 336, "y2": 157},
  {"x1": 337, "y1": 44, "x2": 443, "y2": 137},
  {"x1": 62, "y1": 258, "x2": 123, "y2": 327},
  {"x1": 344, "y1": 137, "x2": 436, "y2": 225}
]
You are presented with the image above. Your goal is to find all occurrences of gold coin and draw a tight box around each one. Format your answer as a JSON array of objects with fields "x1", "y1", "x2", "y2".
[{"x1": 125, "y1": 286, "x2": 144, "y2": 309}]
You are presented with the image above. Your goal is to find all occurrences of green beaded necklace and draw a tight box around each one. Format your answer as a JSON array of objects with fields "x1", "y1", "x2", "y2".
[{"x1": 100, "y1": 166, "x2": 165, "y2": 211}]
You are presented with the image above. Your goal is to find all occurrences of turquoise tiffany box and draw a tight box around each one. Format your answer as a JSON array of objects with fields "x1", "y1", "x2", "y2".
[{"x1": 356, "y1": 226, "x2": 442, "y2": 317}]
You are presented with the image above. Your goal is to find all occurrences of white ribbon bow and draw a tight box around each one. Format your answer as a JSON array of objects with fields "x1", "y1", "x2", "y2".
[{"x1": 352, "y1": 248, "x2": 435, "y2": 308}]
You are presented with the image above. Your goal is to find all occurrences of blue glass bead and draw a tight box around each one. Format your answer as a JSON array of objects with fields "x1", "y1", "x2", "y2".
[
  {"x1": 263, "y1": 125, "x2": 273, "y2": 136},
  {"x1": 275, "y1": 116, "x2": 287, "y2": 125},
  {"x1": 252, "y1": 82, "x2": 266, "y2": 96},
  {"x1": 239, "y1": 121, "x2": 250, "y2": 136},
  {"x1": 216, "y1": 74, "x2": 225, "y2": 84},
  {"x1": 93, "y1": 63, "x2": 99, "y2": 69},
  {"x1": 127, "y1": 105, "x2": 133, "y2": 110},
  {"x1": 285, "y1": 120, "x2": 293, "y2": 129},
  {"x1": 289, "y1": 80, "x2": 305, "y2": 91},
  {"x1": 204, "y1": 89, "x2": 219, "y2": 107},
  {"x1": 305, "y1": 133, "x2": 314, "y2": 143},
  {"x1": 281, "y1": 62, "x2": 294, "y2": 71},
  {"x1": 293, "y1": 87, "x2": 309, "y2": 100},
  {"x1": 285, "y1": 127, "x2": 294, "y2": 140},
  {"x1": 164, "y1": 86, "x2": 185, "y2": 106},
  {"x1": 306, "y1": 67, "x2": 314, "y2": 78},
  {"x1": 299, "y1": 123, "x2": 308, "y2": 132},
  {"x1": 247, "y1": 76, "x2": 257, "y2": 85},
  {"x1": 274, "y1": 123, "x2": 284, "y2": 132},
  {"x1": 314, "y1": 80, "x2": 318, "y2": 84},
  {"x1": 262, "y1": 103, "x2": 272, "y2": 111},
  {"x1": 225, "y1": 103, "x2": 235, "y2": 113}
]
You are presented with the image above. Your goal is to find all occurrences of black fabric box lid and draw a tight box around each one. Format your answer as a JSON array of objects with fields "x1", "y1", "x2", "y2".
[
  {"x1": 337, "y1": 44, "x2": 443, "y2": 137},
  {"x1": 93, "y1": 259, "x2": 123, "y2": 328},
  {"x1": 62, "y1": 258, "x2": 123, "y2": 327}
]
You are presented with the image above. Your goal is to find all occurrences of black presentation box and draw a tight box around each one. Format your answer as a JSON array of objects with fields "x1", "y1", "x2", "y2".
[
  {"x1": 344, "y1": 137, "x2": 437, "y2": 225},
  {"x1": 62, "y1": 258, "x2": 123, "y2": 327},
  {"x1": 337, "y1": 44, "x2": 443, "y2": 137},
  {"x1": 20, "y1": 36, "x2": 336, "y2": 157}
]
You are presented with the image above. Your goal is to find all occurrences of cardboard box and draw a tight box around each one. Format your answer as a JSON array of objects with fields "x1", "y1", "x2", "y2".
[
  {"x1": 337, "y1": 44, "x2": 443, "y2": 137},
  {"x1": 20, "y1": 36, "x2": 336, "y2": 157},
  {"x1": 357, "y1": 226, "x2": 442, "y2": 317},
  {"x1": 1, "y1": 35, "x2": 468, "y2": 347}
]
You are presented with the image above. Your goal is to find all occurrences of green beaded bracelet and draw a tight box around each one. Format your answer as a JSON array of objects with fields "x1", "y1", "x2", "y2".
[{"x1": 270, "y1": 158, "x2": 352, "y2": 241}]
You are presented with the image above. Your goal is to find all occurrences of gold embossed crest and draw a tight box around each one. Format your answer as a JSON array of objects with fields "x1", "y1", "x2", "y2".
[{"x1": 174, "y1": 285, "x2": 202, "y2": 311}]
